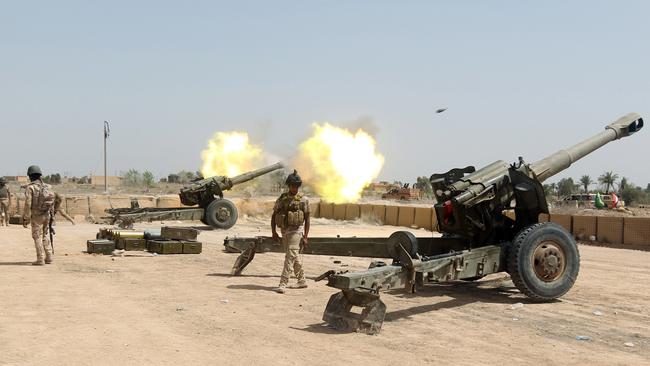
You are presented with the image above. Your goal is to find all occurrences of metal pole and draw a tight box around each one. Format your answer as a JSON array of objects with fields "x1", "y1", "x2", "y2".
[{"x1": 104, "y1": 121, "x2": 110, "y2": 193}]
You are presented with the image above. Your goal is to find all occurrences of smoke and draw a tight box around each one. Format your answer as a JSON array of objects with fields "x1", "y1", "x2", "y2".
[
  {"x1": 293, "y1": 122, "x2": 384, "y2": 203},
  {"x1": 340, "y1": 115, "x2": 380, "y2": 138},
  {"x1": 200, "y1": 118, "x2": 385, "y2": 202}
]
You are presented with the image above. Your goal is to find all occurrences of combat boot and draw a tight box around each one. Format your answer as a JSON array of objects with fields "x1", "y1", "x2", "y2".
[
  {"x1": 32, "y1": 260, "x2": 45, "y2": 266},
  {"x1": 295, "y1": 281, "x2": 308, "y2": 289},
  {"x1": 275, "y1": 285, "x2": 286, "y2": 294},
  {"x1": 45, "y1": 256, "x2": 53, "y2": 264}
]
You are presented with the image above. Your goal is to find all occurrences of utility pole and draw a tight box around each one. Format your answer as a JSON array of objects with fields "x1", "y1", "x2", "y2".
[{"x1": 103, "y1": 121, "x2": 110, "y2": 193}]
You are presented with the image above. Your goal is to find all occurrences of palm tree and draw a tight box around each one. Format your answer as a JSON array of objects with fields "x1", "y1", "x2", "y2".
[
  {"x1": 579, "y1": 175, "x2": 593, "y2": 193},
  {"x1": 598, "y1": 171, "x2": 619, "y2": 194}
]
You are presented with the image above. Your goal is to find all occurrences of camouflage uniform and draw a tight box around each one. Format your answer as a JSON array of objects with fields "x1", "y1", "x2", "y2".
[
  {"x1": 23, "y1": 181, "x2": 54, "y2": 264},
  {"x1": 0, "y1": 183, "x2": 9, "y2": 226},
  {"x1": 273, "y1": 192, "x2": 310, "y2": 288},
  {"x1": 53, "y1": 193, "x2": 75, "y2": 224}
]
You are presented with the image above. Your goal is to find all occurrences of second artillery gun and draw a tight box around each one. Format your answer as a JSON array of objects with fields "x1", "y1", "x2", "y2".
[{"x1": 106, "y1": 162, "x2": 283, "y2": 229}]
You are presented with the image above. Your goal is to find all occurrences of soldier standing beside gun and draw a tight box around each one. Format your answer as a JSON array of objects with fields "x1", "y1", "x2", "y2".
[
  {"x1": 22, "y1": 165, "x2": 56, "y2": 265},
  {"x1": 0, "y1": 177, "x2": 10, "y2": 226},
  {"x1": 271, "y1": 170, "x2": 310, "y2": 294}
]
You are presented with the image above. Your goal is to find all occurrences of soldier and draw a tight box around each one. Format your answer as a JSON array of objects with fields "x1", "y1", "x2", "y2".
[
  {"x1": 271, "y1": 170, "x2": 310, "y2": 294},
  {"x1": 0, "y1": 177, "x2": 10, "y2": 226},
  {"x1": 22, "y1": 165, "x2": 56, "y2": 265},
  {"x1": 53, "y1": 193, "x2": 75, "y2": 225}
]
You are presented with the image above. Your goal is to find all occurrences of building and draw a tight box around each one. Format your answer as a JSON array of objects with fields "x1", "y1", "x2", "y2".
[
  {"x1": 3, "y1": 176, "x2": 29, "y2": 184},
  {"x1": 90, "y1": 175, "x2": 123, "y2": 187}
]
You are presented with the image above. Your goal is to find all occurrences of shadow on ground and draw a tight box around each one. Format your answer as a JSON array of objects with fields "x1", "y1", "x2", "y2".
[
  {"x1": 0, "y1": 261, "x2": 34, "y2": 266},
  {"x1": 226, "y1": 284, "x2": 278, "y2": 292},
  {"x1": 207, "y1": 272, "x2": 280, "y2": 279},
  {"x1": 294, "y1": 276, "x2": 559, "y2": 334}
]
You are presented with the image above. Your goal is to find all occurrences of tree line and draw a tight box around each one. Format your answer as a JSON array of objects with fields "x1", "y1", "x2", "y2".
[{"x1": 543, "y1": 171, "x2": 649, "y2": 205}]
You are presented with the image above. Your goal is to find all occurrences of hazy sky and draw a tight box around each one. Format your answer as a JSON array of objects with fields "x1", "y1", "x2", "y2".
[{"x1": 1, "y1": 1, "x2": 648, "y2": 187}]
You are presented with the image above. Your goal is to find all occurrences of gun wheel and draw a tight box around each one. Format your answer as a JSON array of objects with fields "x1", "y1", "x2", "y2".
[
  {"x1": 508, "y1": 222, "x2": 580, "y2": 301},
  {"x1": 205, "y1": 199, "x2": 238, "y2": 230},
  {"x1": 386, "y1": 231, "x2": 418, "y2": 262}
]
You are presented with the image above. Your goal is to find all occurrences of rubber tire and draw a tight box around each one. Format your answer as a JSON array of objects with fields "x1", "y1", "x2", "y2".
[
  {"x1": 507, "y1": 222, "x2": 580, "y2": 301},
  {"x1": 205, "y1": 199, "x2": 238, "y2": 230}
]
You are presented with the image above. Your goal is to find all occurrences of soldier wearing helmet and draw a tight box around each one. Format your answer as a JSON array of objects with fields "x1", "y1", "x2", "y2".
[
  {"x1": 0, "y1": 177, "x2": 10, "y2": 226},
  {"x1": 23, "y1": 165, "x2": 56, "y2": 265},
  {"x1": 271, "y1": 170, "x2": 310, "y2": 293}
]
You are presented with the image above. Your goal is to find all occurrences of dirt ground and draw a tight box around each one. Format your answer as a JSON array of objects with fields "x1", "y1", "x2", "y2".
[{"x1": 1, "y1": 218, "x2": 648, "y2": 366}]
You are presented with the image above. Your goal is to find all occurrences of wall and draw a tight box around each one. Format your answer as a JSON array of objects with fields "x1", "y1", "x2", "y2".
[{"x1": 317, "y1": 202, "x2": 650, "y2": 247}]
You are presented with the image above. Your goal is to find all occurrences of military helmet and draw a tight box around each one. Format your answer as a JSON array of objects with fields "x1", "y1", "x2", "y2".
[
  {"x1": 285, "y1": 170, "x2": 302, "y2": 187},
  {"x1": 0, "y1": 177, "x2": 6, "y2": 184},
  {"x1": 27, "y1": 165, "x2": 43, "y2": 176}
]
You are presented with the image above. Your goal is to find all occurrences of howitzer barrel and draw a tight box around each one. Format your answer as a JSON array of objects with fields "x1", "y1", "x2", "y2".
[
  {"x1": 229, "y1": 162, "x2": 284, "y2": 186},
  {"x1": 529, "y1": 113, "x2": 643, "y2": 182}
]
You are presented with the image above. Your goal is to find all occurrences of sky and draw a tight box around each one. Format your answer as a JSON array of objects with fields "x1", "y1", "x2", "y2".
[{"x1": 1, "y1": 1, "x2": 648, "y2": 188}]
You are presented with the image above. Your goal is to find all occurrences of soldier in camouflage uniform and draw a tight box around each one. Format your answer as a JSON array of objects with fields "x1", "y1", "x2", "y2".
[
  {"x1": 22, "y1": 165, "x2": 55, "y2": 265},
  {"x1": 271, "y1": 170, "x2": 310, "y2": 294},
  {"x1": 53, "y1": 193, "x2": 75, "y2": 225},
  {"x1": 0, "y1": 177, "x2": 10, "y2": 226}
]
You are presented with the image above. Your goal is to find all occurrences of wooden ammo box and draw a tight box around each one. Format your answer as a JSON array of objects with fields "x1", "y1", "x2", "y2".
[
  {"x1": 161, "y1": 226, "x2": 198, "y2": 241},
  {"x1": 87, "y1": 239, "x2": 115, "y2": 255},
  {"x1": 117, "y1": 238, "x2": 147, "y2": 251},
  {"x1": 147, "y1": 239, "x2": 184, "y2": 254},
  {"x1": 182, "y1": 240, "x2": 203, "y2": 254}
]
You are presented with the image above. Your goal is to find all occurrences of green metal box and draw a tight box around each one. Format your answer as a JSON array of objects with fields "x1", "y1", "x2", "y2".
[
  {"x1": 87, "y1": 239, "x2": 115, "y2": 255},
  {"x1": 161, "y1": 226, "x2": 198, "y2": 241},
  {"x1": 118, "y1": 238, "x2": 147, "y2": 251},
  {"x1": 147, "y1": 240, "x2": 184, "y2": 254},
  {"x1": 182, "y1": 241, "x2": 203, "y2": 254}
]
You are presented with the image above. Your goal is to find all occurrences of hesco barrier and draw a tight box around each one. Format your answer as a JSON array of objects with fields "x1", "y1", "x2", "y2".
[
  {"x1": 550, "y1": 214, "x2": 573, "y2": 233},
  {"x1": 319, "y1": 202, "x2": 333, "y2": 219},
  {"x1": 597, "y1": 216, "x2": 623, "y2": 244},
  {"x1": 572, "y1": 215, "x2": 597, "y2": 240},
  {"x1": 316, "y1": 202, "x2": 435, "y2": 231},
  {"x1": 623, "y1": 217, "x2": 650, "y2": 246},
  {"x1": 385, "y1": 206, "x2": 399, "y2": 226},
  {"x1": 315, "y1": 202, "x2": 650, "y2": 247},
  {"x1": 345, "y1": 204, "x2": 360, "y2": 220}
]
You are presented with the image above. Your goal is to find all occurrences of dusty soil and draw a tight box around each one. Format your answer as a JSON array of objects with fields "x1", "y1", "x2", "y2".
[{"x1": 1, "y1": 218, "x2": 648, "y2": 366}]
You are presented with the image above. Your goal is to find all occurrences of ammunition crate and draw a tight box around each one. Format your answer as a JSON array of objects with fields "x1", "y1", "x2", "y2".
[
  {"x1": 161, "y1": 226, "x2": 198, "y2": 241},
  {"x1": 118, "y1": 238, "x2": 147, "y2": 251},
  {"x1": 147, "y1": 239, "x2": 184, "y2": 254},
  {"x1": 9, "y1": 215, "x2": 23, "y2": 225},
  {"x1": 87, "y1": 239, "x2": 116, "y2": 255},
  {"x1": 182, "y1": 241, "x2": 203, "y2": 254}
]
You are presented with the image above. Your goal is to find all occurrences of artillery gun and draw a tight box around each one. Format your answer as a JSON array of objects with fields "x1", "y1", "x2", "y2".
[
  {"x1": 106, "y1": 162, "x2": 283, "y2": 229},
  {"x1": 224, "y1": 113, "x2": 643, "y2": 334},
  {"x1": 315, "y1": 113, "x2": 643, "y2": 333},
  {"x1": 178, "y1": 162, "x2": 283, "y2": 228}
]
